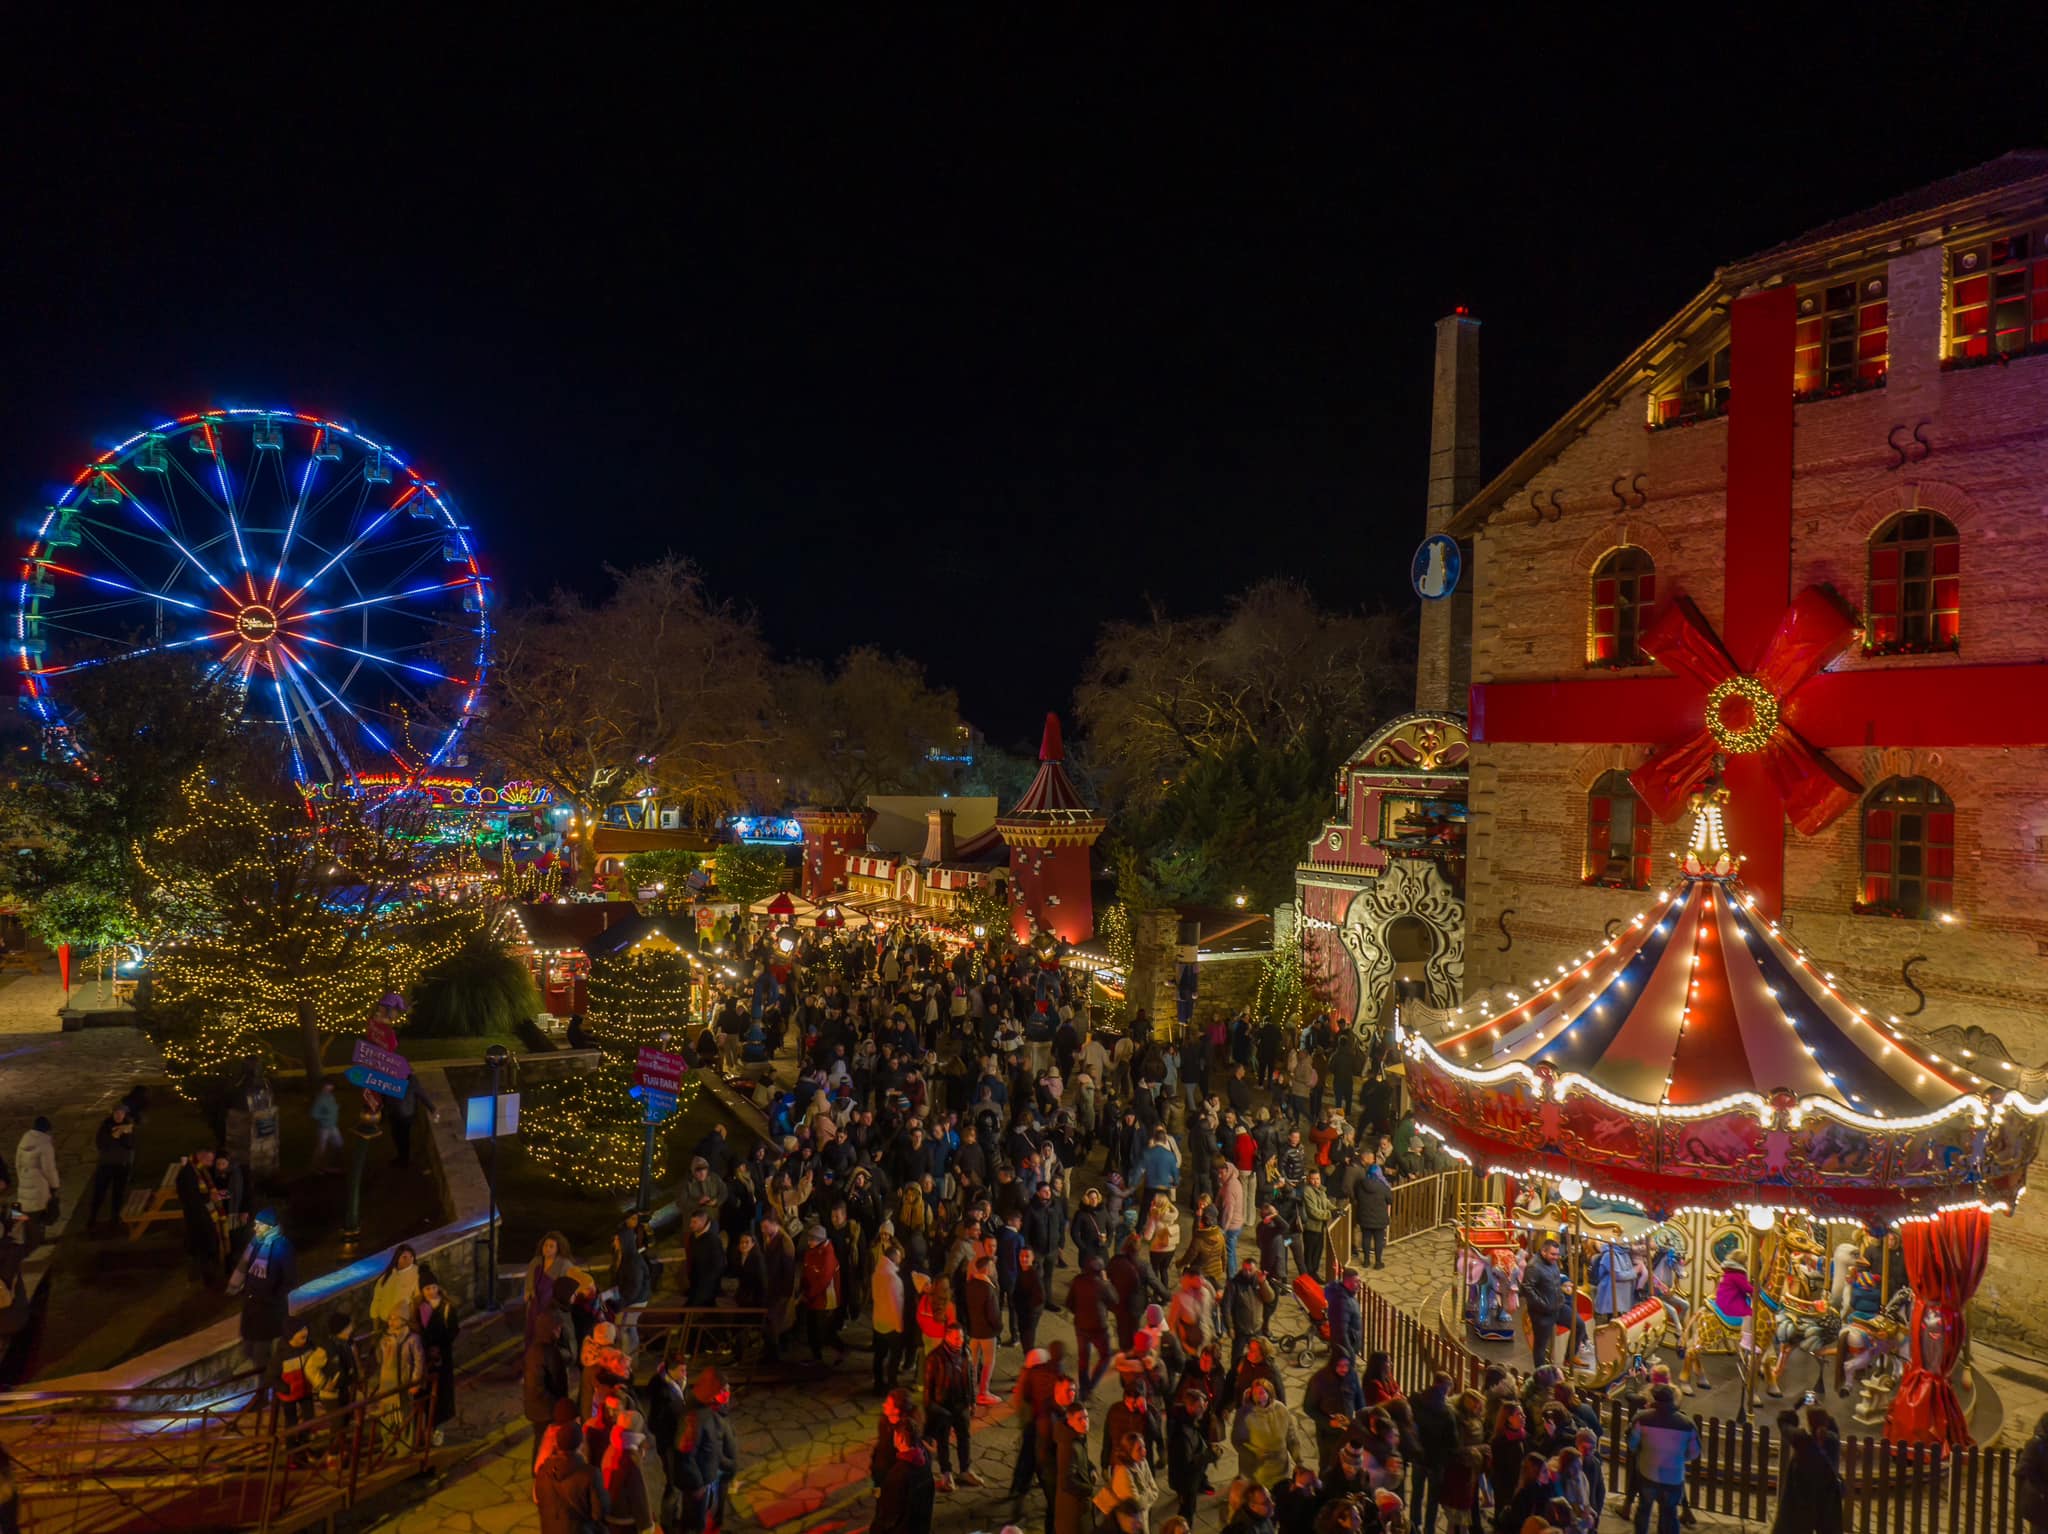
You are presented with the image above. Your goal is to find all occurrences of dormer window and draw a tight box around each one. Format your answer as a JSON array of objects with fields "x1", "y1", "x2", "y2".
[
  {"x1": 1948, "y1": 229, "x2": 2048, "y2": 361},
  {"x1": 1794, "y1": 274, "x2": 1888, "y2": 396}
]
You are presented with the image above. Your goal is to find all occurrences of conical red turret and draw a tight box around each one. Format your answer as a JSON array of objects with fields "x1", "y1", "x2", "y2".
[{"x1": 997, "y1": 712, "x2": 1104, "y2": 943}]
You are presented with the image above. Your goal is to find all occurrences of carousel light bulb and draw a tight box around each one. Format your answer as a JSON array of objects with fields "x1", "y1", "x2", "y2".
[
  {"x1": 1747, "y1": 1205, "x2": 1776, "y2": 1232},
  {"x1": 1558, "y1": 1178, "x2": 1585, "y2": 1203}
]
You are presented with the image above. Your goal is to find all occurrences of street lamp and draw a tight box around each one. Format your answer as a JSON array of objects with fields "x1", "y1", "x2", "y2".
[
  {"x1": 483, "y1": 1043, "x2": 508, "y2": 1311},
  {"x1": 1231, "y1": 890, "x2": 1248, "y2": 909}
]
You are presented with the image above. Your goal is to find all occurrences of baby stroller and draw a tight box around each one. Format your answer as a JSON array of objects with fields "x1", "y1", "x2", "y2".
[{"x1": 1271, "y1": 1272, "x2": 1332, "y2": 1364}]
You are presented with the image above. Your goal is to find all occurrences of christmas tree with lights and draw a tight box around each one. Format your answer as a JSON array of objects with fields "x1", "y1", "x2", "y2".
[{"x1": 520, "y1": 948, "x2": 699, "y2": 1191}]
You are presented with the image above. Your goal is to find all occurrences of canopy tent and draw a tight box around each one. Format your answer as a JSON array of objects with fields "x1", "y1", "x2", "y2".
[
  {"x1": 746, "y1": 890, "x2": 872, "y2": 929},
  {"x1": 1401, "y1": 785, "x2": 2042, "y2": 1222}
]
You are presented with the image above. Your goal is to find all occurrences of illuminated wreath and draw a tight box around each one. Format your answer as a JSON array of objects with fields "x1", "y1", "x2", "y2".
[{"x1": 1704, "y1": 674, "x2": 1779, "y2": 756}]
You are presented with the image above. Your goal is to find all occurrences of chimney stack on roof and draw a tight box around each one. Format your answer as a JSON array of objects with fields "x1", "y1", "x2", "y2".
[{"x1": 923, "y1": 808, "x2": 957, "y2": 863}]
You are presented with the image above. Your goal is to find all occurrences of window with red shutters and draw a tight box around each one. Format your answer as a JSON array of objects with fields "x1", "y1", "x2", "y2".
[
  {"x1": 1947, "y1": 229, "x2": 2048, "y2": 361},
  {"x1": 1588, "y1": 547, "x2": 1656, "y2": 666},
  {"x1": 1858, "y1": 777, "x2": 1954, "y2": 918},
  {"x1": 1794, "y1": 272, "x2": 1888, "y2": 396},
  {"x1": 1586, "y1": 771, "x2": 1650, "y2": 890},
  {"x1": 1866, "y1": 511, "x2": 1959, "y2": 654}
]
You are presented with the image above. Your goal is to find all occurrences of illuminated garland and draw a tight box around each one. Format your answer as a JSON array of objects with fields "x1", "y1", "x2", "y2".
[
  {"x1": 1097, "y1": 901, "x2": 1135, "y2": 976},
  {"x1": 520, "y1": 950, "x2": 699, "y2": 1190},
  {"x1": 141, "y1": 766, "x2": 483, "y2": 1096}
]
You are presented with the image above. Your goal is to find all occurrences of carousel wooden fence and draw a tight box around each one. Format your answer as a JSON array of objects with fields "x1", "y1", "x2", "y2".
[{"x1": 1350, "y1": 1286, "x2": 2020, "y2": 1534}]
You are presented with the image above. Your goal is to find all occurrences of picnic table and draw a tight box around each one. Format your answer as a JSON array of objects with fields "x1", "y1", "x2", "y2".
[{"x1": 121, "y1": 1161, "x2": 184, "y2": 1241}]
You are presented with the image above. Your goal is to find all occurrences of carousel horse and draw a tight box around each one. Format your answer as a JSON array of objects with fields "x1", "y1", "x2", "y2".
[
  {"x1": 1679, "y1": 1219, "x2": 1824, "y2": 1398},
  {"x1": 1838, "y1": 1283, "x2": 1914, "y2": 1401}
]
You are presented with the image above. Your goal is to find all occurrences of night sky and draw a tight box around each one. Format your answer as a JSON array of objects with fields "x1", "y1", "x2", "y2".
[{"x1": 7, "y1": 15, "x2": 2039, "y2": 746}]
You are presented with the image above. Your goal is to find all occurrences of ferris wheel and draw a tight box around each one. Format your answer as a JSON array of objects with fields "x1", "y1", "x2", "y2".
[{"x1": 16, "y1": 407, "x2": 490, "y2": 785}]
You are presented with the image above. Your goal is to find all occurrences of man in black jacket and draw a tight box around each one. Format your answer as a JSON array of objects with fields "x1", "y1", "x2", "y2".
[
  {"x1": 1353, "y1": 1160, "x2": 1392, "y2": 1271},
  {"x1": 1520, "y1": 1238, "x2": 1572, "y2": 1368},
  {"x1": 1411, "y1": 1370, "x2": 1459, "y2": 1534}
]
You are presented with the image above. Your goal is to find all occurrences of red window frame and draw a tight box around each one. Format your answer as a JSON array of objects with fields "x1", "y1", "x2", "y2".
[
  {"x1": 1866, "y1": 511, "x2": 1959, "y2": 652},
  {"x1": 1859, "y1": 777, "x2": 1954, "y2": 918},
  {"x1": 1589, "y1": 547, "x2": 1656, "y2": 666},
  {"x1": 1794, "y1": 273, "x2": 1888, "y2": 395},
  {"x1": 1948, "y1": 229, "x2": 2048, "y2": 360},
  {"x1": 1587, "y1": 772, "x2": 1652, "y2": 890}
]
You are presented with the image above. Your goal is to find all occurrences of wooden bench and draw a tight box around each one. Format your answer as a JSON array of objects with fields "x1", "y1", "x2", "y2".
[
  {"x1": 0, "y1": 952, "x2": 39, "y2": 974},
  {"x1": 122, "y1": 1161, "x2": 184, "y2": 1241}
]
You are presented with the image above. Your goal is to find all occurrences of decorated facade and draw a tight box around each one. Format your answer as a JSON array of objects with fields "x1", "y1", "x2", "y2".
[
  {"x1": 1295, "y1": 712, "x2": 1469, "y2": 1023},
  {"x1": 1412, "y1": 150, "x2": 2048, "y2": 1352}
]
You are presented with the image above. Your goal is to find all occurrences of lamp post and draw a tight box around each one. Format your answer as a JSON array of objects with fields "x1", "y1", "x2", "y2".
[{"x1": 484, "y1": 1043, "x2": 508, "y2": 1311}]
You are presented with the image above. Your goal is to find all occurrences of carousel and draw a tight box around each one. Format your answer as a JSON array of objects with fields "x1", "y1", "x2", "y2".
[{"x1": 1401, "y1": 779, "x2": 2046, "y2": 1450}]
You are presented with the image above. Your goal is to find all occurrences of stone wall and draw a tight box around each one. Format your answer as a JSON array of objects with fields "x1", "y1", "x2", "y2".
[{"x1": 1463, "y1": 243, "x2": 2048, "y2": 1354}]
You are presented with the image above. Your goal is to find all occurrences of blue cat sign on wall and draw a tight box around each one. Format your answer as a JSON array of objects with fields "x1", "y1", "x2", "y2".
[{"x1": 1411, "y1": 534, "x2": 1460, "y2": 600}]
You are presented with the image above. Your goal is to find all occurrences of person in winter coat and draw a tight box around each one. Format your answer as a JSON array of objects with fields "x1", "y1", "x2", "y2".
[
  {"x1": 672, "y1": 1368, "x2": 737, "y2": 1530},
  {"x1": 757, "y1": 1215, "x2": 798, "y2": 1361},
  {"x1": 1771, "y1": 1427, "x2": 1843, "y2": 1534},
  {"x1": 1297, "y1": 1173, "x2": 1334, "y2": 1280},
  {"x1": 1223, "y1": 1257, "x2": 1275, "y2": 1365},
  {"x1": 598, "y1": 1410, "x2": 653, "y2": 1534},
  {"x1": 872, "y1": 1241, "x2": 909, "y2": 1392},
  {"x1": 1230, "y1": 1336, "x2": 1287, "y2": 1406},
  {"x1": 1023, "y1": 1181, "x2": 1064, "y2": 1279},
  {"x1": 374, "y1": 1306, "x2": 425, "y2": 1450},
  {"x1": 522, "y1": 1306, "x2": 571, "y2": 1454},
  {"x1": 1102, "y1": 1428, "x2": 1161, "y2": 1533},
  {"x1": 1103, "y1": 1380, "x2": 1165, "y2": 1471},
  {"x1": 923, "y1": 1323, "x2": 982, "y2": 1489},
  {"x1": 1216, "y1": 1164, "x2": 1250, "y2": 1273},
  {"x1": 1487, "y1": 1403, "x2": 1531, "y2": 1518},
  {"x1": 228, "y1": 1210, "x2": 297, "y2": 1377},
  {"x1": 1304, "y1": 1349, "x2": 1365, "y2": 1474},
  {"x1": 965, "y1": 1254, "x2": 1003, "y2": 1403},
  {"x1": 1221, "y1": 1479, "x2": 1278, "y2": 1534},
  {"x1": 800, "y1": 1223, "x2": 845, "y2": 1364},
  {"x1": 1179, "y1": 1211, "x2": 1227, "y2": 1289},
  {"x1": 266, "y1": 1320, "x2": 319, "y2": 1436},
  {"x1": 86, "y1": 1103, "x2": 137, "y2": 1233},
  {"x1": 1325, "y1": 1268, "x2": 1365, "y2": 1358},
  {"x1": 1070, "y1": 1186, "x2": 1110, "y2": 1269},
  {"x1": 1166, "y1": 1382, "x2": 1217, "y2": 1520},
  {"x1": 1410, "y1": 1371, "x2": 1459, "y2": 1534},
  {"x1": 532, "y1": 1423, "x2": 608, "y2": 1534},
  {"x1": 1354, "y1": 1161, "x2": 1392, "y2": 1270},
  {"x1": 1013, "y1": 1247, "x2": 1048, "y2": 1355},
  {"x1": 578, "y1": 1321, "x2": 630, "y2": 1421},
  {"x1": 683, "y1": 1208, "x2": 726, "y2": 1307},
  {"x1": 1067, "y1": 1253, "x2": 1115, "y2": 1396},
  {"x1": 1255, "y1": 1204, "x2": 1293, "y2": 1291},
  {"x1": 873, "y1": 1417, "x2": 937, "y2": 1534},
  {"x1": 417, "y1": 1267, "x2": 459, "y2": 1447},
  {"x1": 1166, "y1": 1269, "x2": 1218, "y2": 1354},
  {"x1": 1142, "y1": 1195, "x2": 1182, "y2": 1287},
  {"x1": 1054, "y1": 1402, "x2": 1100, "y2": 1534},
  {"x1": 1232, "y1": 1378, "x2": 1302, "y2": 1486}
]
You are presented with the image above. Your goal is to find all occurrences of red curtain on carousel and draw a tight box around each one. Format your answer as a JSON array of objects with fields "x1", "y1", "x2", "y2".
[{"x1": 1884, "y1": 1206, "x2": 1990, "y2": 1449}]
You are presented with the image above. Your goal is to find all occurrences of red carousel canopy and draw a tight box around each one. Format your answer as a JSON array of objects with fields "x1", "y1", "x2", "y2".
[{"x1": 1400, "y1": 784, "x2": 2045, "y2": 1223}]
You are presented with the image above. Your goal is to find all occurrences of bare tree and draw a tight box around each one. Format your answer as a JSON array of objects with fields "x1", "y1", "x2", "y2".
[{"x1": 777, "y1": 646, "x2": 963, "y2": 806}]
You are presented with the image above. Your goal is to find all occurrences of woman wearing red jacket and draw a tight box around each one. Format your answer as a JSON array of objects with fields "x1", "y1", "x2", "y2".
[{"x1": 800, "y1": 1224, "x2": 845, "y2": 1365}]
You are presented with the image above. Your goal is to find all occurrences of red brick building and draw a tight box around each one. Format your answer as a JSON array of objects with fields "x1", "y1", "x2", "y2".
[{"x1": 1397, "y1": 152, "x2": 2048, "y2": 1348}]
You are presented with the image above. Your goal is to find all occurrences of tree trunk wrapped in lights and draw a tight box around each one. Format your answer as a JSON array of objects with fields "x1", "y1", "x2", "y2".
[{"x1": 520, "y1": 950, "x2": 699, "y2": 1191}]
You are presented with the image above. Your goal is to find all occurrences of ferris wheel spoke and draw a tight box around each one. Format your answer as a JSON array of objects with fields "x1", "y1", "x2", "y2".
[
  {"x1": 36, "y1": 560, "x2": 239, "y2": 620},
  {"x1": 199, "y1": 420, "x2": 255, "y2": 590},
  {"x1": 293, "y1": 631, "x2": 471, "y2": 687},
  {"x1": 295, "y1": 576, "x2": 475, "y2": 621},
  {"x1": 274, "y1": 491, "x2": 423, "y2": 614},
  {"x1": 32, "y1": 630, "x2": 234, "y2": 677},
  {"x1": 278, "y1": 644, "x2": 404, "y2": 761},
  {"x1": 267, "y1": 440, "x2": 325, "y2": 602},
  {"x1": 99, "y1": 474, "x2": 241, "y2": 605},
  {"x1": 268, "y1": 666, "x2": 311, "y2": 783},
  {"x1": 277, "y1": 647, "x2": 369, "y2": 780}
]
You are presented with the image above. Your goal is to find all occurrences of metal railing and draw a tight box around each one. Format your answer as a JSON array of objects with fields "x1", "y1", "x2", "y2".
[{"x1": 0, "y1": 1374, "x2": 438, "y2": 1532}]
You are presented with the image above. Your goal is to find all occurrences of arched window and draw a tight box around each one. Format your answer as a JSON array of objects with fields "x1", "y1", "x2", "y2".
[
  {"x1": 1867, "y1": 512, "x2": 1959, "y2": 654},
  {"x1": 1858, "y1": 777, "x2": 1954, "y2": 918},
  {"x1": 1590, "y1": 547, "x2": 1656, "y2": 666},
  {"x1": 1586, "y1": 770, "x2": 1651, "y2": 890}
]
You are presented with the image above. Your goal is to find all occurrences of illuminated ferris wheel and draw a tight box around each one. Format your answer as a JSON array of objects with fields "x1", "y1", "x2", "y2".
[{"x1": 16, "y1": 407, "x2": 490, "y2": 784}]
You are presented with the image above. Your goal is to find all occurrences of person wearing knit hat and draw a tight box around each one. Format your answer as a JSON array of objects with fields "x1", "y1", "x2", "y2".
[{"x1": 801, "y1": 1220, "x2": 846, "y2": 1365}]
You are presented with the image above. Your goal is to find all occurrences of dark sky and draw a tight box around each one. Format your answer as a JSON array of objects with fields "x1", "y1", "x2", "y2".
[{"x1": 6, "y1": 13, "x2": 2037, "y2": 746}]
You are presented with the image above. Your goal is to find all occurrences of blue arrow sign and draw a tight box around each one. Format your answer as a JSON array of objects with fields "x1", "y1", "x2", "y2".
[
  {"x1": 640, "y1": 1089, "x2": 678, "y2": 1123},
  {"x1": 345, "y1": 1063, "x2": 411, "y2": 1101}
]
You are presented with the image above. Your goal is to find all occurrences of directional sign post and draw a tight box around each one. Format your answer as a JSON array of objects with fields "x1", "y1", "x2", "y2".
[
  {"x1": 345, "y1": 1024, "x2": 412, "y2": 1253},
  {"x1": 630, "y1": 1049, "x2": 690, "y2": 1212}
]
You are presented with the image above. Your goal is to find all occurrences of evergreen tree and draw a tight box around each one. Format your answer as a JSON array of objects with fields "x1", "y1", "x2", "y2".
[{"x1": 520, "y1": 949, "x2": 699, "y2": 1191}]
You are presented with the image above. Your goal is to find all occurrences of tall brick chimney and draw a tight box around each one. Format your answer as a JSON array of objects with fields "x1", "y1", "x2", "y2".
[
  {"x1": 1415, "y1": 311, "x2": 1481, "y2": 712},
  {"x1": 922, "y1": 808, "x2": 957, "y2": 863}
]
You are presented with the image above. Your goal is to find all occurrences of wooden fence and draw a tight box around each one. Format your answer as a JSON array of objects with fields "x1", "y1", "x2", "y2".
[{"x1": 1352, "y1": 1281, "x2": 2020, "y2": 1534}]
